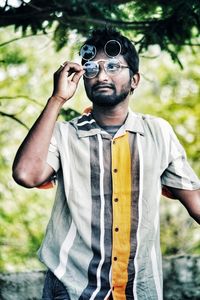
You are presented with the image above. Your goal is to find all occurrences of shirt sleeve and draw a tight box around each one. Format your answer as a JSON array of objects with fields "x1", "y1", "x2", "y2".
[
  {"x1": 161, "y1": 122, "x2": 200, "y2": 190},
  {"x1": 46, "y1": 123, "x2": 60, "y2": 172}
]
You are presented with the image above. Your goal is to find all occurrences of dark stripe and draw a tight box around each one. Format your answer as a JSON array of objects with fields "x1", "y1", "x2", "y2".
[
  {"x1": 125, "y1": 133, "x2": 140, "y2": 299},
  {"x1": 79, "y1": 135, "x2": 112, "y2": 299},
  {"x1": 75, "y1": 114, "x2": 98, "y2": 132}
]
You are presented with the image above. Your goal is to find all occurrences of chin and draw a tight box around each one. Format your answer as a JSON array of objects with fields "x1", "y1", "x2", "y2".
[{"x1": 90, "y1": 92, "x2": 129, "y2": 107}]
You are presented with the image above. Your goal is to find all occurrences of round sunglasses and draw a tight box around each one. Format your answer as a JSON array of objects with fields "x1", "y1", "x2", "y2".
[{"x1": 80, "y1": 40, "x2": 122, "y2": 61}]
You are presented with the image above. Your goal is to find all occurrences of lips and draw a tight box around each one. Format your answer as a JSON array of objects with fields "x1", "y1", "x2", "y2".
[{"x1": 93, "y1": 84, "x2": 114, "y2": 91}]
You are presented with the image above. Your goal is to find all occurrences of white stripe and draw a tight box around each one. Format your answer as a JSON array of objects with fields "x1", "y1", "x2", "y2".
[
  {"x1": 157, "y1": 118, "x2": 170, "y2": 167},
  {"x1": 133, "y1": 134, "x2": 144, "y2": 300},
  {"x1": 150, "y1": 189, "x2": 163, "y2": 299},
  {"x1": 61, "y1": 123, "x2": 71, "y2": 196},
  {"x1": 54, "y1": 221, "x2": 77, "y2": 279},
  {"x1": 109, "y1": 266, "x2": 112, "y2": 289},
  {"x1": 77, "y1": 119, "x2": 96, "y2": 126},
  {"x1": 151, "y1": 245, "x2": 162, "y2": 299},
  {"x1": 54, "y1": 123, "x2": 76, "y2": 280},
  {"x1": 89, "y1": 134, "x2": 105, "y2": 300}
]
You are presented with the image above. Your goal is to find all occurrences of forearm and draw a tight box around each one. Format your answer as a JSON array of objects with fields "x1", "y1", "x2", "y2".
[
  {"x1": 167, "y1": 187, "x2": 200, "y2": 224},
  {"x1": 12, "y1": 96, "x2": 62, "y2": 187},
  {"x1": 185, "y1": 189, "x2": 200, "y2": 224}
]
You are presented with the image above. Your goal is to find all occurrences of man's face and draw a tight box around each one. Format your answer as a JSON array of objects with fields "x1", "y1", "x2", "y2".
[{"x1": 83, "y1": 50, "x2": 134, "y2": 107}]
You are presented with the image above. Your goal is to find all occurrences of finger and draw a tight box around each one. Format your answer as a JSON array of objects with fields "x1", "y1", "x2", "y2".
[
  {"x1": 56, "y1": 64, "x2": 83, "y2": 80},
  {"x1": 71, "y1": 70, "x2": 85, "y2": 85},
  {"x1": 60, "y1": 62, "x2": 83, "y2": 72}
]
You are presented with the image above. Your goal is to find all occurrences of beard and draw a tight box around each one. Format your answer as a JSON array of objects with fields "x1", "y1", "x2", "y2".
[{"x1": 85, "y1": 81, "x2": 131, "y2": 107}]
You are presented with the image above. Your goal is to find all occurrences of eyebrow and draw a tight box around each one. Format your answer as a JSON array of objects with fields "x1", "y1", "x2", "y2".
[{"x1": 84, "y1": 59, "x2": 128, "y2": 66}]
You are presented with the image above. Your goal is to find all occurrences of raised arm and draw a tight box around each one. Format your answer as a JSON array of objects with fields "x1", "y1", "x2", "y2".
[{"x1": 12, "y1": 62, "x2": 84, "y2": 188}]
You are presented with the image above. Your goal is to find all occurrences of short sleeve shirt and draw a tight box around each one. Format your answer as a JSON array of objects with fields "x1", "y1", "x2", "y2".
[{"x1": 38, "y1": 110, "x2": 200, "y2": 300}]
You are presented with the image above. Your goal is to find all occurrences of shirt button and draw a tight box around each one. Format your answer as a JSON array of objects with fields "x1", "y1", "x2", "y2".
[
  {"x1": 113, "y1": 168, "x2": 118, "y2": 173},
  {"x1": 114, "y1": 198, "x2": 118, "y2": 202},
  {"x1": 115, "y1": 227, "x2": 119, "y2": 232},
  {"x1": 114, "y1": 257, "x2": 117, "y2": 261},
  {"x1": 113, "y1": 140, "x2": 116, "y2": 144}
]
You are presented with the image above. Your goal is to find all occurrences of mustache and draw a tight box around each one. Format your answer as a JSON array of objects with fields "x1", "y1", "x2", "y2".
[{"x1": 92, "y1": 83, "x2": 115, "y2": 91}]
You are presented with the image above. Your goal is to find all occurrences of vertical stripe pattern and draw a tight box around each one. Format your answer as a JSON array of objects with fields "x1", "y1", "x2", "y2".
[
  {"x1": 89, "y1": 134, "x2": 106, "y2": 300},
  {"x1": 133, "y1": 134, "x2": 144, "y2": 300},
  {"x1": 54, "y1": 221, "x2": 77, "y2": 279},
  {"x1": 38, "y1": 111, "x2": 199, "y2": 300},
  {"x1": 125, "y1": 134, "x2": 140, "y2": 298},
  {"x1": 111, "y1": 132, "x2": 132, "y2": 299},
  {"x1": 80, "y1": 134, "x2": 112, "y2": 299}
]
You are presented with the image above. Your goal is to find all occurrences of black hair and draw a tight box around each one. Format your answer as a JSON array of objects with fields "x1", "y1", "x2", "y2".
[{"x1": 80, "y1": 27, "x2": 139, "y2": 74}]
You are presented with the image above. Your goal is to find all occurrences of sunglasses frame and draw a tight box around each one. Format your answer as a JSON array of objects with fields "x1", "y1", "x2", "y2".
[{"x1": 83, "y1": 58, "x2": 129, "y2": 79}]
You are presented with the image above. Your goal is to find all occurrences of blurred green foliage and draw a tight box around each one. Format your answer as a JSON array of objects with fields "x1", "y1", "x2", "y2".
[
  {"x1": 0, "y1": 0, "x2": 200, "y2": 67},
  {"x1": 0, "y1": 26, "x2": 199, "y2": 272}
]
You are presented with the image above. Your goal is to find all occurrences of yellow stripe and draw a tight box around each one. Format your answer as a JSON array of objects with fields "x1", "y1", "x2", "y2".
[{"x1": 111, "y1": 132, "x2": 131, "y2": 299}]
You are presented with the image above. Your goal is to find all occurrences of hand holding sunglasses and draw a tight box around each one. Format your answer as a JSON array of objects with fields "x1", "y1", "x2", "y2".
[{"x1": 80, "y1": 40, "x2": 129, "y2": 78}]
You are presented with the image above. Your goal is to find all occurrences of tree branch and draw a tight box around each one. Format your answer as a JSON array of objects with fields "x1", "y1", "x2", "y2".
[
  {"x1": 0, "y1": 96, "x2": 43, "y2": 107},
  {"x1": 0, "y1": 8, "x2": 159, "y2": 28},
  {"x1": 0, "y1": 32, "x2": 52, "y2": 48},
  {"x1": 63, "y1": 15, "x2": 154, "y2": 28},
  {"x1": 0, "y1": 111, "x2": 29, "y2": 129},
  {"x1": 100, "y1": 0, "x2": 133, "y2": 4}
]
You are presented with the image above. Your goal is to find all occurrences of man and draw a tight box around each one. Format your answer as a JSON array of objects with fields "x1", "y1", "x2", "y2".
[{"x1": 12, "y1": 28, "x2": 200, "y2": 300}]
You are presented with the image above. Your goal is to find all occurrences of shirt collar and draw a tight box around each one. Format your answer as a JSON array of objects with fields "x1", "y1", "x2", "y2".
[
  {"x1": 123, "y1": 109, "x2": 145, "y2": 136},
  {"x1": 71, "y1": 109, "x2": 145, "y2": 138}
]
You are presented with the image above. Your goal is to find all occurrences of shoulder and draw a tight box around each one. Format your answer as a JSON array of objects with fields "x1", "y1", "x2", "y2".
[
  {"x1": 140, "y1": 112, "x2": 170, "y2": 127},
  {"x1": 130, "y1": 111, "x2": 173, "y2": 135}
]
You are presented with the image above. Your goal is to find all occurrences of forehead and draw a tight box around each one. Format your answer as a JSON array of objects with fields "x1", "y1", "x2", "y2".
[{"x1": 92, "y1": 49, "x2": 127, "y2": 64}]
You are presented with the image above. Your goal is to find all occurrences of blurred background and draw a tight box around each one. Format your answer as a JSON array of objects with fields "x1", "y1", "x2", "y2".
[{"x1": 0, "y1": 0, "x2": 199, "y2": 272}]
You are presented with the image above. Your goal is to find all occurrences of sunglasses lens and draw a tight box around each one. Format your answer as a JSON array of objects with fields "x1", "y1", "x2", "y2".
[
  {"x1": 105, "y1": 40, "x2": 121, "y2": 57},
  {"x1": 83, "y1": 61, "x2": 99, "y2": 78},
  {"x1": 80, "y1": 44, "x2": 96, "y2": 61},
  {"x1": 106, "y1": 59, "x2": 121, "y2": 74}
]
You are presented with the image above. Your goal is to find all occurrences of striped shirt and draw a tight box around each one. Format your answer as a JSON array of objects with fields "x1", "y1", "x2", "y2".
[{"x1": 38, "y1": 110, "x2": 200, "y2": 300}]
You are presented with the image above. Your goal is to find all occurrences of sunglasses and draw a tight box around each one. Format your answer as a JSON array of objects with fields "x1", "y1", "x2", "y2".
[
  {"x1": 80, "y1": 40, "x2": 122, "y2": 61},
  {"x1": 83, "y1": 58, "x2": 129, "y2": 79}
]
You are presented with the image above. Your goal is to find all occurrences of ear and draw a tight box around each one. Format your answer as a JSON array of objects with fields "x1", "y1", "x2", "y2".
[{"x1": 131, "y1": 73, "x2": 140, "y2": 91}]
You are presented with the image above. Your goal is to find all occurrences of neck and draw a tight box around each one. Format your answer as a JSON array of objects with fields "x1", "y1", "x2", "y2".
[{"x1": 92, "y1": 100, "x2": 129, "y2": 126}]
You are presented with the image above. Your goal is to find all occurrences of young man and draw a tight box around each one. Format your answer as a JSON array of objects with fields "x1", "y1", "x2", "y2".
[{"x1": 12, "y1": 28, "x2": 200, "y2": 300}]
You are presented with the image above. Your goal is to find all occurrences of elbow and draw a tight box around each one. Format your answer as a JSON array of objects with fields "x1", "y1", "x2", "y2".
[{"x1": 12, "y1": 168, "x2": 38, "y2": 188}]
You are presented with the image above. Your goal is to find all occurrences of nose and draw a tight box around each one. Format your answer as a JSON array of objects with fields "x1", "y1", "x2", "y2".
[{"x1": 96, "y1": 65, "x2": 109, "y2": 82}]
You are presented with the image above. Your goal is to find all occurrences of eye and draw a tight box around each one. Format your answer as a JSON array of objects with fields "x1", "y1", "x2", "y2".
[{"x1": 106, "y1": 61, "x2": 120, "y2": 73}]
